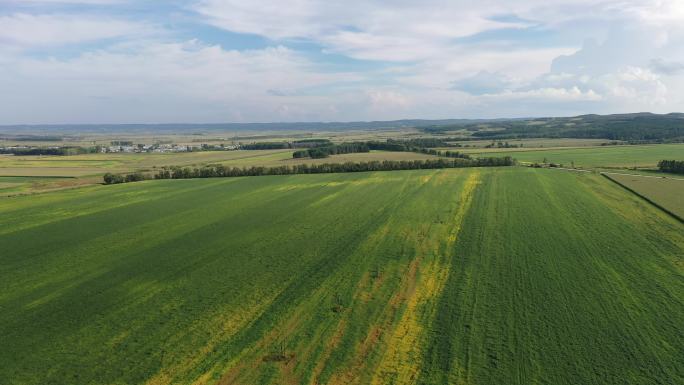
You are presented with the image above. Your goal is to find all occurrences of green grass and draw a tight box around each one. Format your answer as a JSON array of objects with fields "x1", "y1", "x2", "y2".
[
  {"x1": 603, "y1": 173, "x2": 684, "y2": 220},
  {"x1": 1, "y1": 168, "x2": 682, "y2": 385},
  {"x1": 465, "y1": 143, "x2": 684, "y2": 168}
]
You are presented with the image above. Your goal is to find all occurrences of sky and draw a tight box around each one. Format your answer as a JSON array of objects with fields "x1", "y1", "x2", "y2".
[{"x1": 1, "y1": 0, "x2": 684, "y2": 124}]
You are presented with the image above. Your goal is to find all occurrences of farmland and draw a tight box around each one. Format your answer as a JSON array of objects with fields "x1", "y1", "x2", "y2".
[
  {"x1": 0, "y1": 150, "x2": 440, "y2": 177},
  {"x1": 603, "y1": 173, "x2": 684, "y2": 220},
  {"x1": 464, "y1": 143, "x2": 684, "y2": 168},
  {"x1": 0, "y1": 150, "x2": 439, "y2": 194},
  {"x1": 1, "y1": 168, "x2": 682, "y2": 385}
]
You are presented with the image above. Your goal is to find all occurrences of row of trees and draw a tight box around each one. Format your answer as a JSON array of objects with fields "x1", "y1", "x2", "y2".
[
  {"x1": 242, "y1": 139, "x2": 332, "y2": 150},
  {"x1": 366, "y1": 139, "x2": 453, "y2": 152},
  {"x1": 485, "y1": 141, "x2": 521, "y2": 148},
  {"x1": 658, "y1": 160, "x2": 684, "y2": 174},
  {"x1": 290, "y1": 140, "x2": 476, "y2": 160},
  {"x1": 415, "y1": 148, "x2": 472, "y2": 159},
  {"x1": 292, "y1": 139, "x2": 332, "y2": 148},
  {"x1": 293, "y1": 142, "x2": 371, "y2": 159},
  {"x1": 290, "y1": 139, "x2": 475, "y2": 160},
  {"x1": 103, "y1": 172, "x2": 146, "y2": 184},
  {"x1": 240, "y1": 142, "x2": 292, "y2": 150},
  {"x1": 0, "y1": 146, "x2": 99, "y2": 156},
  {"x1": 392, "y1": 138, "x2": 455, "y2": 148},
  {"x1": 155, "y1": 157, "x2": 514, "y2": 179},
  {"x1": 104, "y1": 156, "x2": 514, "y2": 184}
]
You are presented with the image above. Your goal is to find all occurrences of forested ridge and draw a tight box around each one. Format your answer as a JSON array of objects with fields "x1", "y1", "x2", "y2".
[{"x1": 423, "y1": 113, "x2": 684, "y2": 142}]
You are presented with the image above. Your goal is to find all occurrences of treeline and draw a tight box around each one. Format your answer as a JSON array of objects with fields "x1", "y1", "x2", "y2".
[
  {"x1": 293, "y1": 139, "x2": 331, "y2": 148},
  {"x1": 396, "y1": 138, "x2": 456, "y2": 148},
  {"x1": 241, "y1": 139, "x2": 332, "y2": 150},
  {"x1": 485, "y1": 141, "x2": 521, "y2": 148},
  {"x1": 240, "y1": 142, "x2": 292, "y2": 150},
  {"x1": 365, "y1": 141, "x2": 472, "y2": 159},
  {"x1": 293, "y1": 142, "x2": 370, "y2": 159},
  {"x1": 658, "y1": 160, "x2": 684, "y2": 174},
  {"x1": 291, "y1": 139, "x2": 472, "y2": 159},
  {"x1": 417, "y1": 148, "x2": 471, "y2": 159},
  {"x1": 103, "y1": 172, "x2": 146, "y2": 184},
  {"x1": 104, "y1": 157, "x2": 514, "y2": 184},
  {"x1": 0, "y1": 135, "x2": 63, "y2": 142},
  {"x1": 366, "y1": 139, "x2": 456, "y2": 152},
  {"x1": 0, "y1": 147, "x2": 98, "y2": 156}
]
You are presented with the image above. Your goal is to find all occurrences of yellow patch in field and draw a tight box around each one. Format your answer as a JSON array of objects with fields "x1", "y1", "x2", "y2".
[
  {"x1": 370, "y1": 170, "x2": 481, "y2": 385},
  {"x1": 447, "y1": 170, "x2": 481, "y2": 248},
  {"x1": 419, "y1": 173, "x2": 435, "y2": 184},
  {"x1": 309, "y1": 191, "x2": 342, "y2": 207},
  {"x1": 146, "y1": 293, "x2": 280, "y2": 385}
]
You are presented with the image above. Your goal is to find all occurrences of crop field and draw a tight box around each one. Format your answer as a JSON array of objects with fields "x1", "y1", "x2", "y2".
[
  {"x1": 0, "y1": 150, "x2": 294, "y2": 177},
  {"x1": 445, "y1": 138, "x2": 613, "y2": 149},
  {"x1": 1, "y1": 168, "x2": 682, "y2": 385},
  {"x1": 0, "y1": 150, "x2": 440, "y2": 195},
  {"x1": 0, "y1": 176, "x2": 86, "y2": 195},
  {"x1": 604, "y1": 173, "x2": 684, "y2": 219},
  {"x1": 464, "y1": 143, "x2": 684, "y2": 168},
  {"x1": 0, "y1": 150, "x2": 437, "y2": 177}
]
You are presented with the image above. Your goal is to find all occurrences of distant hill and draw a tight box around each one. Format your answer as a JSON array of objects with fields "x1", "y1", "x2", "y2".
[
  {"x1": 0, "y1": 119, "x2": 496, "y2": 135},
  {"x1": 422, "y1": 113, "x2": 684, "y2": 142},
  {"x1": 1, "y1": 113, "x2": 682, "y2": 142}
]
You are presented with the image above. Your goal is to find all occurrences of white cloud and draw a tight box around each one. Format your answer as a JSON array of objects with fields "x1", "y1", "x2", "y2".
[
  {"x1": 193, "y1": 0, "x2": 684, "y2": 63},
  {"x1": 195, "y1": 0, "x2": 529, "y2": 62},
  {"x1": 1, "y1": 0, "x2": 684, "y2": 122},
  {"x1": 0, "y1": 13, "x2": 154, "y2": 48},
  {"x1": 0, "y1": 41, "x2": 368, "y2": 123},
  {"x1": 11, "y1": 0, "x2": 126, "y2": 3}
]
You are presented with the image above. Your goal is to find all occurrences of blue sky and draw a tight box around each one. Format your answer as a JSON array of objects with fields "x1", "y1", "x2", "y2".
[{"x1": 1, "y1": 0, "x2": 683, "y2": 124}]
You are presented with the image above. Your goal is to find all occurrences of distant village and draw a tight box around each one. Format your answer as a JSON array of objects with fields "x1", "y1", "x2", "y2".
[
  {"x1": 0, "y1": 141, "x2": 242, "y2": 155},
  {"x1": 102, "y1": 142, "x2": 240, "y2": 153}
]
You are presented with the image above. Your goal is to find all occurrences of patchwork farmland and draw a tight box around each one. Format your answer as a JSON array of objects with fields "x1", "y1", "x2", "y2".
[{"x1": 1, "y1": 168, "x2": 682, "y2": 385}]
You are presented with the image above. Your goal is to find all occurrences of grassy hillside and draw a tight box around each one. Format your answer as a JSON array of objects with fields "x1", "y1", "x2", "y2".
[{"x1": 1, "y1": 169, "x2": 682, "y2": 385}]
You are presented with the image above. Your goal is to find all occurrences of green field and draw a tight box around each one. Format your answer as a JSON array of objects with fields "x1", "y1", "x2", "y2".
[
  {"x1": 0, "y1": 176, "x2": 84, "y2": 195},
  {"x1": 444, "y1": 138, "x2": 614, "y2": 149},
  {"x1": 0, "y1": 150, "x2": 295, "y2": 177},
  {"x1": 465, "y1": 143, "x2": 684, "y2": 168},
  {"x1": 604, "y1": 173, "x2": 684, "y2": 219},
  {"x1": 0, "y1": 150, "x2": 438, "y2": 195},
  {"x1": 1, "y1": 168, "x2": 682, "y2": 385},
  {"x1": 0, "y1": 150, "x2": 436, "y2": 178}
]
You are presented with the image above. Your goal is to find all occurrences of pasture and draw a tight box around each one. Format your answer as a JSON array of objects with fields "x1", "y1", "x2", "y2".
[{"x1": 1, "y1": 168, "x2": 682, "y2": 385}]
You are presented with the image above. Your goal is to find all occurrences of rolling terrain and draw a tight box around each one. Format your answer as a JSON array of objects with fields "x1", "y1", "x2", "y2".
[{"x1": 1, "y1": 168, "x2": 682, "y2": 385}]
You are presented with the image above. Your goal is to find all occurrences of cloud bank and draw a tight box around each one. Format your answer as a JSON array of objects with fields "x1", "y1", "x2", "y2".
[{"x1": 1, "y1": 0, "x2": 683, "y2": 123}]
